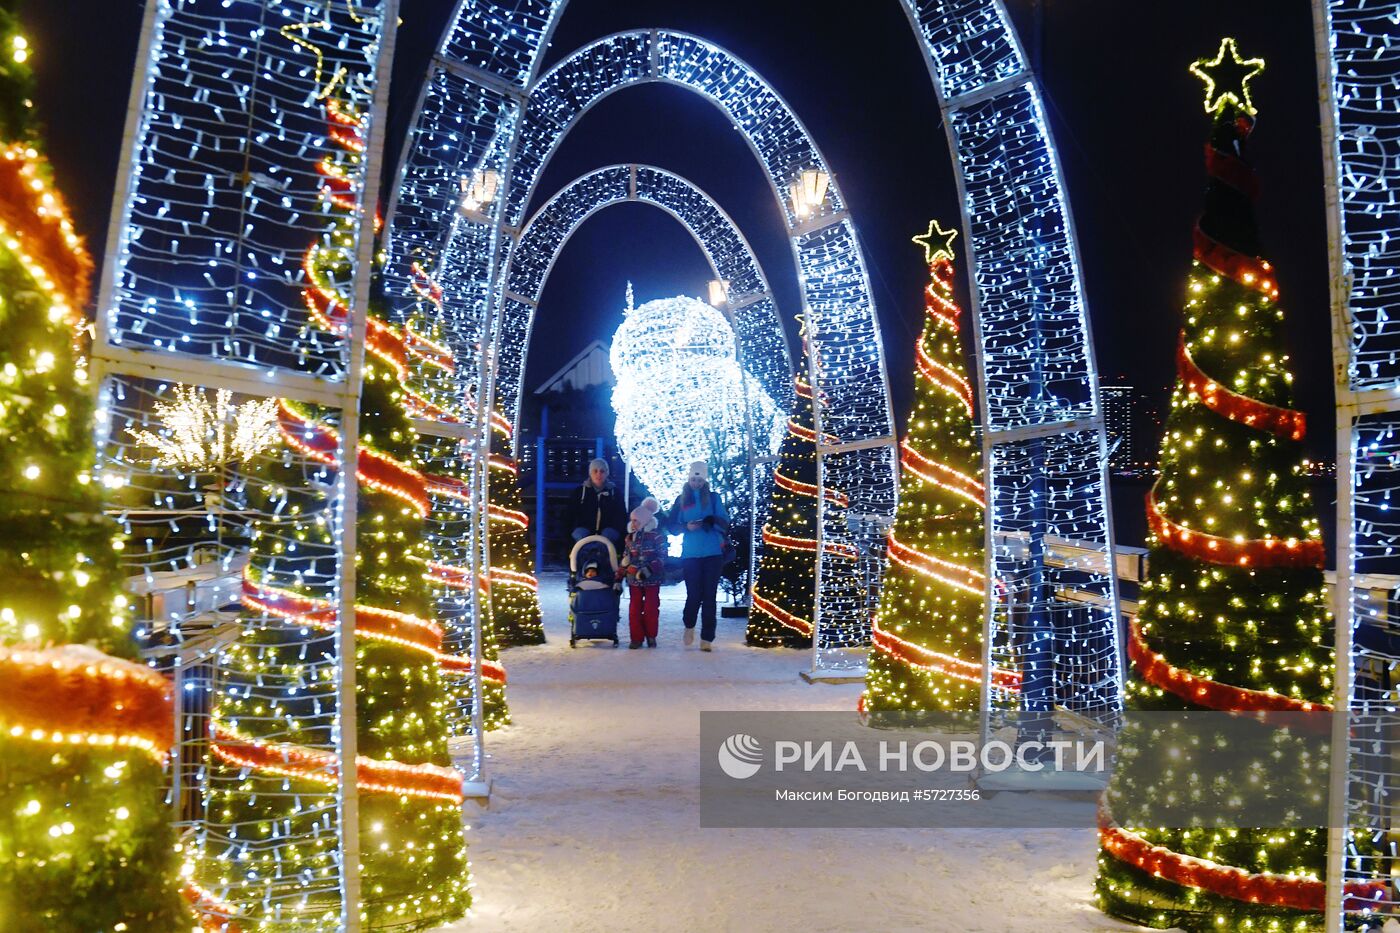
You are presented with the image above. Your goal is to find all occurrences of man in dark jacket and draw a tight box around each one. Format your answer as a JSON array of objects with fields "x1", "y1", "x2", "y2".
[{"x1": 569, "y1": 458, "x2": 628, "y2": 544}]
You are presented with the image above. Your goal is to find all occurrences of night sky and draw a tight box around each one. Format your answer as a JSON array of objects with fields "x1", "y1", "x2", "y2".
[{"x1": 30, "y1": 0, "x2": 1331, "y2": 457}]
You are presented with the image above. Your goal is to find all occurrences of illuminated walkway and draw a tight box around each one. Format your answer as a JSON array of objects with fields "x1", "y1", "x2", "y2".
[{"x1": 444, "y1": 575, "x2": 1131, "y2": 932}]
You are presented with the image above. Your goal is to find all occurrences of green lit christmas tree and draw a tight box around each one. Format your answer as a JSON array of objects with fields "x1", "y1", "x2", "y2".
[
  {"x1": 198, "y1": 66, "x2": 468, "y2": 929},
  {"x1": 747, "y1": 317, "x2": 825, "y2": 649},
  {"x1": 0, "y1": 4, "x2": 188, "y2": 926},
  {"x1": 402, "y1": 275, "x2": 511, "y2": 729},
  {"x1": 1095, "y1": 39, "x2": 1332, "y2": 932},
  {"x1": 486, "y1": 413, "x2": 545, "y2": 650},
  {"x1": 862, "y1": 222, "x2": 994, "y2": 714}
]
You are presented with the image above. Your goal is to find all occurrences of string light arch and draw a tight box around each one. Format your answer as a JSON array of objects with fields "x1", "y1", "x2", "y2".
[
  {"x1": 498, "y1": 164, "x2": 796, "y2": 596},
  {"x1": 91, "y1": 0, "x2": 403, "y2": 926},
  {"x1": 497, "y1": 162, "x2": 793, "y2": 440},
  {"x1": 387, "y1": 1, "x2": 1120, "y2": 688},
  {"x1": 1314, "y1": 0, "x2": 1400, "y2": 925},
  {"x1": 388, "y1": 23, "x2": 898, "y2": 671}
]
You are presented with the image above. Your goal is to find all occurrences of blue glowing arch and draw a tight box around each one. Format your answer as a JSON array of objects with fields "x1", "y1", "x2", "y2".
[{"x1": 387, "y1": 0, "x2": 1121, "y2": 692}]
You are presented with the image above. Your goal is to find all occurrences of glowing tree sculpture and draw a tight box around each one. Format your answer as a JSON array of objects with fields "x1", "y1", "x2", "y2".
[
  {"x1": 199, "y1": 68, "x2": 469, "y2": 927},
  {"x1": 746, "y1": 317, "x2": 858, "y2": 648},
  {"x1": 402, "y1": 267, "x2": 513, "y2": 720},
  {"x1": 1095, "y1": 40, "x2": 1333, "y2": 931},
  {"x1": 127, "y1": 387, "x2": 280, "y2": 472},
  {"x1": 419, "y1": 424, "x2": 512, "y2": 729},
  {"x1": 485, "y1": 417, "x2": 544, "y2": 651},
  {"x1": 0, "y1": 10, "x2": 187, "y2": 924},
  {"x1": 862, "y1": 223, "x2": 997, "y2": 713}
]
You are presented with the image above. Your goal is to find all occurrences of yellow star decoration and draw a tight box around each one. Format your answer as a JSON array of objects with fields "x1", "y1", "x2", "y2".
[
  {"x1": 279, "y1": 19, "x2": 347, "y2": 101},
  {"x1": 1189, "y1": 37, "x2": 1266, "y2": 117},
  {"x1": 912, "y1": 219, "x2": 958, "y2": 265}
]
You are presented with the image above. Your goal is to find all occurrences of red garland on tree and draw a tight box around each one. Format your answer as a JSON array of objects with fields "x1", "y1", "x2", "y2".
[
  {"x1": 746, "y1": 317, "x2": 845, "y2": 648},
  {"x1": 1095, "y1": 39, "x2": 1345, "y2": 931},
  {"x1": 860, "y1": 221, "x2": 998, "y2": 714}
]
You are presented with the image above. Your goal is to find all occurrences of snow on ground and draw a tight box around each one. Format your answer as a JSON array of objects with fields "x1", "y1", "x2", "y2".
[{"x1": 444, "y1": 574, "x2": 1141, "y2": 932}]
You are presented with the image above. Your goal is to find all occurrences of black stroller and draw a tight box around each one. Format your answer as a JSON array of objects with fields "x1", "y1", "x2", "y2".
[{"x1": 568, "y1": 534, "x2": 621, "y2": 648}]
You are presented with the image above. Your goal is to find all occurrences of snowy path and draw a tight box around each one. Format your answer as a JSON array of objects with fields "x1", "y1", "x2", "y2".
[{"x1": 444, "y1": 575, "x2": 1140, "y2": 932}]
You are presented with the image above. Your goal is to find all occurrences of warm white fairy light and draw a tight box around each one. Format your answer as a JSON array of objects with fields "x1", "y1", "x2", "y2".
[
  {"x1": 458, "y1": 169, "x2": 499, "y2": 215},
  {"x1": 126, "y1": 386, "x2": 279, "y2": 471}
]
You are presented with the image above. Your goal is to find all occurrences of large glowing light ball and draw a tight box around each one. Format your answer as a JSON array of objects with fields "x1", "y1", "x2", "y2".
[
  {"x1": 611, "y1": 296, "x2": 784, "y2": 503},
  {"x1": 610, "y1": 294, "x2": 737, "y2": 366}
]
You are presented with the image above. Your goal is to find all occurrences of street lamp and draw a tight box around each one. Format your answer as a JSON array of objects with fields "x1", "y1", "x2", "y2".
[
  {"x1": 788, "y1": 168, "x2": 829, "y2": 221},
  {"x1": 459, "y1": 169, "x2": 500, "y2": 215},
  {"x1": 707, "y1": 278, "x2": 730, "y2": 308}
]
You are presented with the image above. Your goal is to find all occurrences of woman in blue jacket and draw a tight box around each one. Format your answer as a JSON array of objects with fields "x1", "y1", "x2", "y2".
[{"x1": 667, "y1": 460, "x2": 729, "y2": 651}]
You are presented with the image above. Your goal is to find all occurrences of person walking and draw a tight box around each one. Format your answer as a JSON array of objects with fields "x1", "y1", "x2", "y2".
[
  {"x1": 568, "y1": 458, "x2": 628, "y2": 545},
  {"x1": 667, "y1": 461, "x2": 729, "y2": 651},
  {"x1": 618, "y1": 497, "x2": 665, "y2": 649}
]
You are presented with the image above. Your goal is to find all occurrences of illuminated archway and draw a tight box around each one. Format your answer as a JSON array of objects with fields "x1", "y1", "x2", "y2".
[
  {"x1": 391, "y1": 28, "x2": 896, "y2": 670},
  {"x1": 1314, "y1": 0, "x2": 1400, "y2": 920},
  {"x1": 498, "y1": 162, "x2": 792, "y2": 435},
  {"x1": 388, "y1": 3, "x2": 1121, "y2": 692},
  {"x1": 504, "y1": 162, "x2": 794, "y2": 598}
]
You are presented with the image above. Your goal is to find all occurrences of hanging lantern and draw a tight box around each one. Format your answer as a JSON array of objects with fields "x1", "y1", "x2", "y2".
[
  {"x1": 459, "y1": 169, "x2": 500, "y2": 214},
  {"x1": 707, "y1": 278, "x2": 730, "y2": 308},
  {"x1": 788, "y1": 168, "x2": 829, "y2": 220}
]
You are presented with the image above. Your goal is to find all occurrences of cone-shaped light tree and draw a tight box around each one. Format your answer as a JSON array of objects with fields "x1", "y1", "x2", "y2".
[
  {"x1": 0, "y1": 5, "x2": 189, "y2": 925},
  {"x1": 1095, "y1": 39, "x2": 1333, "y2": 932},
  {"x1": 198, "y1": 60, "x2": 468, "y2": 928},
  {"x1": 862, "y1": 222, "x2": 997, "y2": 714},
  {"x1": 402, "y1": 272, "x2": 512, "y2": 728},
  {"x1": 486, "y1": 412, "x2": 545, "y2": 650},
  {"x1": 746, "y1": 317, "x2": 826, "y2": 648}
]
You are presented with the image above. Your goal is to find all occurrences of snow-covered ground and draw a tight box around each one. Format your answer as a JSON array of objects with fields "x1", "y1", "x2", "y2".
[{"x1": 444, "y1": 574, "x2": 1140, "y2": 932}]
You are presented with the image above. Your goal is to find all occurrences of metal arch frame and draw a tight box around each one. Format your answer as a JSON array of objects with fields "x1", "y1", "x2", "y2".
[
  {"x1": 386, "y1": 0, "x2": 1120, "y2": 688},
  {"x1": 389, "y1": 23, "x2": 900, "y2": 673},
  {"x1": 490, "y1": 29, "x2": 899, "y2": 674},
  {"x1": 1314, "y1": 0, "x2": 1400, "y2": 926},
  {"x1": 500, "y1": 163, "x2": 791, "y2": 604},
  {"x1": 498, "y1": 162, "x2": 792, "y2": 442},
  {"x1": 503, "y1": 29, "x2": 849, "y2": 229},
  {"x1": 898, "y1": 0, "x2": 1123, "y2": 725},
  {"x1": 489, "y1": 28, "x2": 898, "y2": 471},
  {"x1": 91, "y1": 0, "x2": 401, "y2": 927}
]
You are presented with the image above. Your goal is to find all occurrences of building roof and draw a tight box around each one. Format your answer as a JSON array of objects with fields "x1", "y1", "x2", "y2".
[{"x1": 534, "y1": 340, "x2": 614, "y2": 395}]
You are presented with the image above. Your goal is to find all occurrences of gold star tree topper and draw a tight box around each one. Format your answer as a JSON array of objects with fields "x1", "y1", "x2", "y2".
[
  {"x1": 912, "y1": 219, "x2": 958, "y2": 265},
  {"x1": 1189, "y1": 38, "x2": 1266, "y2": 117}
]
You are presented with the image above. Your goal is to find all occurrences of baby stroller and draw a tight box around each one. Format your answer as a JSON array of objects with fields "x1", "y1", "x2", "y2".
[{"x1": 568, "y1": 534, "x2": 621, "y2": 648}]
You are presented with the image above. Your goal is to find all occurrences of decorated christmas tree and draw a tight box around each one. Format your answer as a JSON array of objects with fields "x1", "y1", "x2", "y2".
[
  {"x1": 198, "y1": 69, "x2": 468, "y2": 928},
  {"x1": 0, "y1": 7, "x2": 189, "y2": 926},
  {"x1": 862, "y1": 222, "x2": 996, "y2": 714},
  {"x1": 747, "y1": 317, "x2": 830, "y2": 648},
  {"x1": 403, "y1": 268, "x2": 511, "y2": 728},
  {"x1": 486, "y1": 412, "x2": 545, "y2": 650},
  {"x1": 1095, "y1": 39, "x2": 1332, "y2": 931}
]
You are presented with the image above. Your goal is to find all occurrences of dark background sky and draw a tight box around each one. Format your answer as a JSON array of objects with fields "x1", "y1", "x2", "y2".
[{"x1": 28, "y1": 0, "x2": 1332, "y2": 457}]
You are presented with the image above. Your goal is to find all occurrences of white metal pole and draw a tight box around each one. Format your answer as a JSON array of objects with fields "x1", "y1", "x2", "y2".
[
  {"x1": 89, "y1": 0, "x2": 166, "y2": 389},
  {"x1": 802, "y1": 314, "x2": 827, "y2": 677},
  {"x1": 1312, "y1": 0, "x2": 1353, "y2": 926},
  {"x1": 335, "y1": 3, "x2": 400, "y2": 928}
]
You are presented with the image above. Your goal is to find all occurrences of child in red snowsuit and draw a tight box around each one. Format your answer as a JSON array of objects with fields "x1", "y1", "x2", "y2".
[{"x1": 619, "y1": 497, "x2": 665, "y2": 648}]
